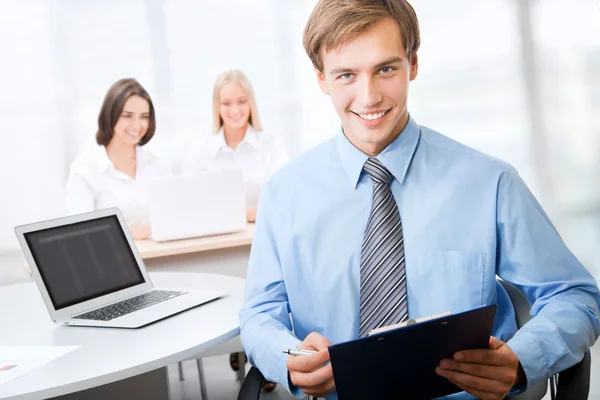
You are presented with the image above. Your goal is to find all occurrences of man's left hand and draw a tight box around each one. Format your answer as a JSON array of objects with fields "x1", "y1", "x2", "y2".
[{"x1": 436, "y1": 336, "x2": 525, "y2": 400}]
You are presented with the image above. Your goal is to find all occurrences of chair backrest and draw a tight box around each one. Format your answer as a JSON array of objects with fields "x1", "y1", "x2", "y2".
[
  {"x1": 237, "y1": 366, "x2": 320, "y2": 400},
  {"x1": 498, "y1": 279, "x2": 548, "y2": 400},
  {"x1": 499, "y1": 279, "x2": 592, "y2": 400},
  {"x1": 237, "y1": 366, "x2": 264, "y2": 400},
  {"x1": 499, "y1": 279, "x2": 533, "y2": 327},
  {"x1": 555, "y1": 350, "x2": 591, "y2": 399}
]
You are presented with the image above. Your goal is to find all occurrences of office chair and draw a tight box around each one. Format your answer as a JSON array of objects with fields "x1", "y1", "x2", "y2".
[
  {"x1": 238, "y1": 280, "x2": 591, "y2": 400},
  {"x1": 237, "y1": 366, "x2": 318, "y2": 400},
  {"x1": 498, "y1": 279, "x2": 591, "y2": 400}
]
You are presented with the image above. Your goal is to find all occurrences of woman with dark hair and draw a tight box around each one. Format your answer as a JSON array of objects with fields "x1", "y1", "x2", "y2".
[{"x1": 65, "y1": 78, "x2": 170, "y2": 239}]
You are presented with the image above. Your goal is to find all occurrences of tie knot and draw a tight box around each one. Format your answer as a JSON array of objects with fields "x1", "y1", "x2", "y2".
[{"x1": 363, "y1": 157, "x2": 393, "y2": 185}]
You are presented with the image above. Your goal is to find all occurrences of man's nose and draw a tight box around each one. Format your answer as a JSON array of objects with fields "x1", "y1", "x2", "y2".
[{"x1": 358, "y1": 78, "x2": 383, "y2": 109}]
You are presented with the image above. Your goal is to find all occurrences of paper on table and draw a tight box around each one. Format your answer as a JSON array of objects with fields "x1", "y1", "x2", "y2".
[{"x1": 0, "y1": 345, "x2": 80, "y2": 386}]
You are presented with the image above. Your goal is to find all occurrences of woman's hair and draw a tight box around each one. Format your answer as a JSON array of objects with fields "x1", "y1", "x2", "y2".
[
  {"x1": 96, "y1": 78, "x2": 156, "y2": 146},
  {"x1": 303, "y1": 0, "x2": 420, "y2": 72},
  {"x1": 212, "y1": 69, "x2": 263, "y2": 133}
]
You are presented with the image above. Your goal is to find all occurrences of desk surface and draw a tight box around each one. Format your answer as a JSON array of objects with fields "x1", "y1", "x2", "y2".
[
  {"x1": 135, "y1": 224, "x2": 255, "y2": 259},
  {"x1": 0, "y1": 272, "x2": 245, "y2": 400}
]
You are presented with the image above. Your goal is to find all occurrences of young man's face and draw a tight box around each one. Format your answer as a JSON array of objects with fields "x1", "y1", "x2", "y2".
[{"x1": 315, "y1": 17, "x2": 418, "y2": 156}]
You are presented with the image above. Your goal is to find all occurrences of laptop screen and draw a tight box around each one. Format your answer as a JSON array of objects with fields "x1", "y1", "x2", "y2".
[{"x1": 24, "y1": 215, "x2": 145, "y2": 310}]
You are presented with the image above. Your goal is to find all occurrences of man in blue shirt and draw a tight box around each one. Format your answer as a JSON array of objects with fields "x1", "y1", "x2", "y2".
[{"x1": 239, "y1": 0, "x2": 600, "y2": 399}]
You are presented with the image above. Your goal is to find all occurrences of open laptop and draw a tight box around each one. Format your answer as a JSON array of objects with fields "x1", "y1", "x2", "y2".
[
  {"x1": 143, "y1": 169, "x2": 247, "y2": 242},
  {"x1": 14, "y1": 208, "x2": 225, "y2": 328}
]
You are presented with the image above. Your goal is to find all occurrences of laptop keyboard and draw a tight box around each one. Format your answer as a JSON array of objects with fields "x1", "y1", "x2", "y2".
[{"x1": 72, "y1": 290, "x2": 186, "y2": 321}]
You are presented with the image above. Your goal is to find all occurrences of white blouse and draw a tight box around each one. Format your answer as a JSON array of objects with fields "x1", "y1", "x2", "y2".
[
  {"x1": 186, "y1": 126, "x2": 289, "y2": 208},
  {"x1": 65, "y1": 145, "x2": 171, "y2": 226}
]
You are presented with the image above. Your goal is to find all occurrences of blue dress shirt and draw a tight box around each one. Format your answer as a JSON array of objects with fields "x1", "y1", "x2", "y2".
[{"x1": 239, "y1": 115, "x2": 600, "y2": 400}]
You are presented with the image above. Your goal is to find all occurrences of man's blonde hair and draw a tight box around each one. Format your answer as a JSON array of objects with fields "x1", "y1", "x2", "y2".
[
  {"x1": 212, "y1": 69, "x2": 263, "y2": 133},
  {"x1": 303, "y1": 0, "x2": 420, "y2": 72}
]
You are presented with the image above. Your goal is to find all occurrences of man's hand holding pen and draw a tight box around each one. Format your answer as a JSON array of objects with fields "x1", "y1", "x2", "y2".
[{"x1": 285, "y1": 332, "x2": 335, "y2": 398}]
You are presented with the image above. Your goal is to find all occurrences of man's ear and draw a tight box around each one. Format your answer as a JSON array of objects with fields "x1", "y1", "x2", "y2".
[
  {"x1": 409, "y1": 52, "x2": 419, "y2": 81},
  {"x1": 314, "y1": 66, "x2": 330, "y2": 95},
  {"x1": 410, "y1": 53, "x2": 419, "y2": 81}
]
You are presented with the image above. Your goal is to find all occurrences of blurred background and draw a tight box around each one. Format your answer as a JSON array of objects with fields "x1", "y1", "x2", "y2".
[{"x1": 0, "y1": 0, "x2": 598, "y2": 283}]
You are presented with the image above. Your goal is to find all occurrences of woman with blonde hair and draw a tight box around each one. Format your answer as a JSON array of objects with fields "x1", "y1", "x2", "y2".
[
  {"x1": 187, "y1": 69, "x2": 289, "y2": 223},
  {"x1": 187, "y1": 70, "x2": 287, "y2": 391}
]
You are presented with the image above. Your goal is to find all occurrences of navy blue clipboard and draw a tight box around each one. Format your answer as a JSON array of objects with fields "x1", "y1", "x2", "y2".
[{"x1": 329, "y1": 304, "x2": 497, "y2": 400}]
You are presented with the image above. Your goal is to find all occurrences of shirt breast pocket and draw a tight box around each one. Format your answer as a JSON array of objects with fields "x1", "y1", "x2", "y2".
[{"x1": 409, "y1": 250, "x2": 486, "y2": 318}]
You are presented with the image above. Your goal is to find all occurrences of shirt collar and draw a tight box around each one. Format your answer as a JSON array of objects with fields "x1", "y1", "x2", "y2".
[
  {"x1": 243, "y1": 125, "x2": 259, "y2": 148},
  {"x1": 336, "y1": 114, "x2": 421, "y2": 188},
  {"x1": 135, "y1": 145, "x2": 151, "y2": 167},
  {"x1": 210, "y1": 125, "x2": 259, "y2": 156},
  {"x1": 96, "y1": 145, "x2": 146, "y2": 172},
  {"x1": 96, "y1": 146, "x2": 113, "y2": 172}
]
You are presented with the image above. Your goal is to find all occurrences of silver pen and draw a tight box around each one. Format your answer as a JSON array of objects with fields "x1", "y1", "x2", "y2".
[{"x1": 283, "y1": 348, "x2": 318, "y2": 356}]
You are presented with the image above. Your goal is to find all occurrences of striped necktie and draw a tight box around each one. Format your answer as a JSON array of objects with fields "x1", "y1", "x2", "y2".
[{"x1": 359, "y1": 157, "x2": 408, "y2": 337}]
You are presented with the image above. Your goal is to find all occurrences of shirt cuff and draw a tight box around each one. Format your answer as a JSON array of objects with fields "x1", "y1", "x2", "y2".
[
  {"x1": 264, "y1": 334, "x2": 304, "y2": 398},
  {"x1": 507, "y1": 330, "x2": 548, "y2": 390},
  {"x1": 288, "y1": 370, "x2": 305, "y2": 398},
  {"x1": 508, "y1": 380, "x2": 527, "y2": 396}
]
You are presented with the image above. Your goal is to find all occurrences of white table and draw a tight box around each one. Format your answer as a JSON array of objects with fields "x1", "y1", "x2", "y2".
[
  {"x1": 136, "y1": 224, "x2": 254, "y2": 278},
  {"x1": 0, "y1": 272, "x2": 245, "y2": 400}
]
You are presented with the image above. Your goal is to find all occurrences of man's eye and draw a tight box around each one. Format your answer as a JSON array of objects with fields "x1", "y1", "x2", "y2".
[
  {"x1": 340, "y1": 73, "x2": 353, "y2": 80},
  {"x1": 380, "y1": 67, "x2": 393, "y2": 74}
]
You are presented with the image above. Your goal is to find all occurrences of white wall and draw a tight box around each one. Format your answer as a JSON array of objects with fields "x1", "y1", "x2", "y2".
[{"x1": 1, "y1": 0, "x2": 599, "y2": 284}]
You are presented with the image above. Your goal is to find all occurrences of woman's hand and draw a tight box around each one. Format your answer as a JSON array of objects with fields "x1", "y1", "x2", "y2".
[
  {"x1": 129, "y1": 224, "x2": 152, "y2": 240},
  {"x1": 246, "y1": 208, "x2": 257, "y2": 222}
]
